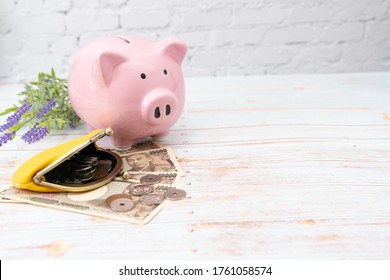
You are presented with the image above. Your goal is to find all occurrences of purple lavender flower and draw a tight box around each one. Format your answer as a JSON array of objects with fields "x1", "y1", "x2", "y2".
[
  {"x1": 36, "y1": 100, "x2": 56, "y2": 119},
  {"x1": 21, "y1": 123, "x2": 49, "y2": 144},
  {"x1": 0, "y1": 132, "x2": 15, "y2": 147},
  {"x1": 0, "y1": 104, "x2": 31, "y2": 133}
]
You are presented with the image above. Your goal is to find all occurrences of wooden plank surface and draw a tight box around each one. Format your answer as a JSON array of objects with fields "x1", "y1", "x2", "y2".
[{"x1": 1, "y1": 72, "x2": 390, "y2": 259}]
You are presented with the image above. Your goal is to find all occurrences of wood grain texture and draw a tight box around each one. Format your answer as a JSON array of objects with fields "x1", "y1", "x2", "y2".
[{"x1": 1, "y1": 72, "x2": 390, "y2": 259}]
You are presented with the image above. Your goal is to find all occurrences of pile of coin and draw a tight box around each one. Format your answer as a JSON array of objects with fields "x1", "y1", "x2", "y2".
[{"x1": 45, "y1": 153, "x2": 112, "y2": 184}]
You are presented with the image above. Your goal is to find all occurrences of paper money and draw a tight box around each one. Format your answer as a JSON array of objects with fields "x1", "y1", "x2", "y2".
[
  {"x1": 112, "y1": 140, "x2": 163, "y2": 154},
  {"x1": 0, "y1": 197, "x2": 23, "y2": 203},
  {"x1": 116, "y1": 171, "x2": 180, "y2": 186},
  {"x1": 0, "y1": 141, "x2": 185, "y2": 225},
  {"x1": 121, "y1": 148, "x2": 184, "y2": 174},
  {"x1": 0, "y1": 182, "x2": 167, "y2": 224}
]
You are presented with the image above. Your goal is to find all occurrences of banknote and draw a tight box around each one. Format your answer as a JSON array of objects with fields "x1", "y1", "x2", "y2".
[
  {"x1": 0, "y1": 141, "x2": 185, "y2": 224},
  {"x1": 112, "y1": 140, "x2": 163, "y2": 154},
  {"x1": 121, "y1": 147, "x2": 184, "y2": 174},
  {"x1": 116, "y1": 171, "x2": 181, "y2": 188},
  {"x1": 0, "y1": 178, "x2": 172, "y2": 225},
  {"x1": 0, "y1": 196, "x2": 22, "y2": 203}
]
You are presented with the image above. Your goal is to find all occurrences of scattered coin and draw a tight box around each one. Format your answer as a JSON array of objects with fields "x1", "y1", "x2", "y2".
[
  {"x1": 127, "y1": 184, "x2": 154, "y2": 196},
  {"x1": 140, "y1": 193, "x2": 164, "y2": 205},
  {"x1": 164, "y1": 188, "x2": 187, "y2": 201},
  {"x1": 140, "y1": 174, "x2": 161, "y2": 185},
  {"x1": 106, "y1": 194, "x2": 134, "y2": 212}
]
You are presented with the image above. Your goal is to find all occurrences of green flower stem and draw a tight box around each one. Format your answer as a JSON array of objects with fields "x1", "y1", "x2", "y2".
[{"x1": 0, "y1": 68, "x2": 80, "y2": 146}]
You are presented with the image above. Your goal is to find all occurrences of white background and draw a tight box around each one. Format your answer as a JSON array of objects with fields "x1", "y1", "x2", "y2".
[
  {"x1": 1, "y1": 0, "x2": 390, "y2": 82},
  {"x1": 2, "y1": 260, "x2": 390, "y2": 280}
]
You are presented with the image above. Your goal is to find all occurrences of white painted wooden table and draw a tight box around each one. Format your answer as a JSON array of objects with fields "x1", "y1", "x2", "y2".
[{"x1": 1, "y1": 73, "x2": 390, "y2": 259}]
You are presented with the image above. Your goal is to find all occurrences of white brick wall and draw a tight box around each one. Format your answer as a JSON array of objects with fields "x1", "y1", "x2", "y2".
[{"x1": 0, "y1": 0, "x2": 389, "y2": 83}]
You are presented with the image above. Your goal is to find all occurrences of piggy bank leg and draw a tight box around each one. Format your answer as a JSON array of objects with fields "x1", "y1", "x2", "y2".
[
  {"x1": 152, "y1": 131, "x2": 169, "y2": 142},
  {"x1": 114, "y1": 145, "x2": 133, "y2": 152},
  {"x1": 111, "y1": 134, "x2": 135, "y2": 152}
]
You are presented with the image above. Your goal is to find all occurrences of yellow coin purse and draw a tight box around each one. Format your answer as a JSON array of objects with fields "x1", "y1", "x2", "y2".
[{"x1": 12, "y1": 128, "x2": 123, "y2": 193}]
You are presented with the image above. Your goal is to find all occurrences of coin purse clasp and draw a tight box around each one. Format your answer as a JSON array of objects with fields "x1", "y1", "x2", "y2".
[{"x1": 12, "y1": 128, "x2": 123, "y2": 193}]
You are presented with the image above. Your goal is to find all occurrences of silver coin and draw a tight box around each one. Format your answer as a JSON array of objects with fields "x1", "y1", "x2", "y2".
[
  {"x1": 140, "y1": 194, "x2": 164, "y2": 205},
  {"x1": 106, "y1": 194, "x2": 134, "y2": 212},
  {"x1": 69, "y1": 162, "x2": 92, "y2": 170},
  {"x1": 72, "y1": 156, "x2": 98, "y2": 166},
  {"x1": 73, "y1": 166, "x2": 96, "y2": 175},
  {"x1": 164, "y1": 188, "x2": 187, "y2": 201},
  {"x1": 75, "y1": 154, "x2": 99, "y2": 161},
  {"x1": 128, "y1": 184, "x2": 154, "y2": 196},
  {"x1": 72, "y1": 166, "x2": 96, "y2": 181},
  {"x1": 140, "y1": 174, "x2": 161, "y2": 185},
  {"x1": 63, "y1": 178, "x2": 83, "y2": 184}
]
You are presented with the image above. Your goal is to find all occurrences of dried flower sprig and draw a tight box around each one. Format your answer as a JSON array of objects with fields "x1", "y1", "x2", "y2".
[{"x1": 0, "y1": 68, "x2": 80, "y2": 147}]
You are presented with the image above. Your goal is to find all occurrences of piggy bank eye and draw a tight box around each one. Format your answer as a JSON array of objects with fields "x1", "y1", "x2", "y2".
[
  {"x1": 163, "y1": 69, "x2": 168, "y2": 75},
  {"x1": 140, "y1": 73, "x2": 146, "y2": 79}
]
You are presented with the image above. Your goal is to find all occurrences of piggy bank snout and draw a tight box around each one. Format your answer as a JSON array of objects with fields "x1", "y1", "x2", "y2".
[{"x1": 141, "y1": 89, "x2": 179, "y2": 125}]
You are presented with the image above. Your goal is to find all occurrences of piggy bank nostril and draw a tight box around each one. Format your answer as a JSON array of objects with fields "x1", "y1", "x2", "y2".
[
  {"x1": 166, "y1": 104, "x2": 171, "y2": 116},
  {"x1": 154, "y1": 107, "x2": 161, "y2": 119},
  {"x1": 142, "y1": 90, "x2": 179, "y2": 124}
]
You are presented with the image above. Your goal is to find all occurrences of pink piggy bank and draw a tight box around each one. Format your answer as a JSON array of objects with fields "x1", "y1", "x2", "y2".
[{"x1": 68, "y1": 35, "x2": 187, "y2": 149}]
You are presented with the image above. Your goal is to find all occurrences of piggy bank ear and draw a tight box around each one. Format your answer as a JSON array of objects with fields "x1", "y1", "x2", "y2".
[
  {"x1": 157, "y1": 37, "x2": 187, "y2": 64},
  {"x1": 98, "y1": 52, "x2": 127, "y2": 85}
]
